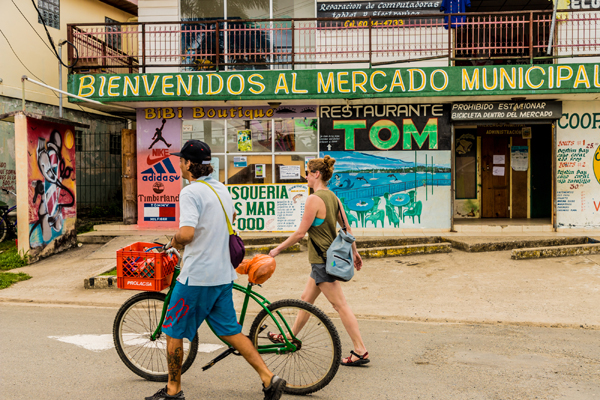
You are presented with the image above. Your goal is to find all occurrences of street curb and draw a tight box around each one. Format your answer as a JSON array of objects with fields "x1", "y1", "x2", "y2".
[
  {"x1": 245, "y1": 243, "x2": 302, "y2": 255},
  {"x1": 78, "y1": 235, "x2": 117, "y2": 244},
  {"x1": 442, "y1": 236, "x2": 588, "y2": 252},
  {"x1": 511, "y1": 243, "x2": 600, "y2": 259},
  {"x1": 84, "y1": 275, "x2": 117, "y2": 289},
  {"x1": 359, "y1": 243, "x2": 452, "y2": 258}
]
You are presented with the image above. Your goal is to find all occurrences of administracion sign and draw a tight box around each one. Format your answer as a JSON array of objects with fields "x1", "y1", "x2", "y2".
[
  {"x1": 69, "y1": 63, "x2": 600, "y2": 103},
  {"x1": 227, "y1": 184, "x2": 309, "y2": 232},
  {"x1": 452, "y1": 101, "x2": 563, "y2": 121},
  {"x1": 319, "y1": 103, "x2": 451, "y2": 151}
]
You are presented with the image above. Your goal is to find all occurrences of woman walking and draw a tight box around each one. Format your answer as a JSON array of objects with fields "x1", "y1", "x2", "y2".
[{"x1": 269, "y1": 156, "x2": 369, "y2": 366}]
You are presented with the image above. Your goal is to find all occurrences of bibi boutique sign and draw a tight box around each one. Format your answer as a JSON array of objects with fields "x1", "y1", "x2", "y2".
[{"x1": 68, "y1": 64, "x2": 600, "y2": 103}]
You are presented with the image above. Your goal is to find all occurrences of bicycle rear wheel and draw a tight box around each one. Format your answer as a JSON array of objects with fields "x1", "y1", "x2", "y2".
[
  {"x1": 113, "y1": 291, "x2": 199, "y2": 382},
  {"x1": 0, "y1": 217, "x2": 8, "y2": 243},
  {"x1": 248, "y1": 299, "x2": 342, "y2": 395}
]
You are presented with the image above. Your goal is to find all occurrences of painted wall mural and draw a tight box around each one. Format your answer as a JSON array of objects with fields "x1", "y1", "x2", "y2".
[
  {"x1": 319, "y1": 104, "x2": 452, "y2": 229},
  {"x1": 556, "y1": 101, "x2": 600, "y2": 229},
  {"x1": 27, "y1": 117, "x2": 76, "y2": 254}
]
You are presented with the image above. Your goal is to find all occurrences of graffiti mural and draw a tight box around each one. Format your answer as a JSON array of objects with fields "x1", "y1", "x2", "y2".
[{"x1": 27, "y1": 118, "x2": 76, "y2": 252}]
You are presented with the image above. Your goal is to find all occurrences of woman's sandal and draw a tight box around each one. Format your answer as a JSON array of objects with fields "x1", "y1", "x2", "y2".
[
  {"x1": 267, "y1": 331, "x2": 301, "y2": 346},
  {"x1": 341, "y1": 350, "x2": 370, "y2": 366}
]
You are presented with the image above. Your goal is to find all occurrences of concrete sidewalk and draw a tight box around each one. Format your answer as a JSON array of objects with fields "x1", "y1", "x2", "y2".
[{"x1": 1, "y1": 231, "x2": 600, "y2": 330}]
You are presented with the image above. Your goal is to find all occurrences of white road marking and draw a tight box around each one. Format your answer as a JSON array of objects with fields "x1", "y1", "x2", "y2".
[
  {"x1": 48, "y1": 334, "x2": 225, "y2": 353},
  {"x1": 48, "y1": 334, "x2": 114, "y2": 352}
]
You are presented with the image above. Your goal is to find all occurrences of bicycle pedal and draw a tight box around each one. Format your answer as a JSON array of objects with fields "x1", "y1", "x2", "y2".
[{"x1": 258, "y1": 324, "x2": 268, "y2": 334}]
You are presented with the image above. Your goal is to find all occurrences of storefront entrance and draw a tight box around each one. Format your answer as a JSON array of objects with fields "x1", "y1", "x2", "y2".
[{"x1": 454, "y1": 123, "x2": 553, "y2": 221}]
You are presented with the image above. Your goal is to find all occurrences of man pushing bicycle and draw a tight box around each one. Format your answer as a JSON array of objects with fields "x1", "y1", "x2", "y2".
[{"x1": 146, "y1": 139, "x2": 286, "y2": 400}]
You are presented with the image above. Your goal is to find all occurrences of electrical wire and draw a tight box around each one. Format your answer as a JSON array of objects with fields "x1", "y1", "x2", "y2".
[
  {"x1": 0, "y1": 28, "x2": 47, "y2": 84},
  {"x1": 1, "y1": 28, "x2": 92, "y2": 114},
  {"x1": 29, "y1": 0, "x2": 79, "y2": 69},
  {"x1": 10, "y1": 0, "x2": 55, "y2": 55}
]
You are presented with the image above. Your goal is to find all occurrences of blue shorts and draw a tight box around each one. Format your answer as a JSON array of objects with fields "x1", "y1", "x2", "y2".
[{"x1": 161, "y1": 281, "x2": 242, "y2": 341}]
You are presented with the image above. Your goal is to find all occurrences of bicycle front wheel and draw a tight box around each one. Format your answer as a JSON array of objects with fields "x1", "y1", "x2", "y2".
[
  {"x1": 248, "y1": 299, "x2": 342, "y2": 395},
  {"x1": 113, "y1": 292, "x2": 199, "y2": 382}
]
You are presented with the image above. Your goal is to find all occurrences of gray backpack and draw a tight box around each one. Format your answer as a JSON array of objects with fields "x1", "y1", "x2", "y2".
[{"x1": 310, "y1": 199, "x2": 356, "y2": 282}]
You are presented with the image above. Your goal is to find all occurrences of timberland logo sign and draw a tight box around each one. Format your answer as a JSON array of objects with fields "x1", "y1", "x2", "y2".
[{"x1": 68, "y1": 64, "x2": 600, "y2": 102}]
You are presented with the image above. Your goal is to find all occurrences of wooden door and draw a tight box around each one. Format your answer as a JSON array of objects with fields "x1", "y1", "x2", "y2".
[
  {"x1": 122, "y1": 129, "x2": 137, "y2": 224},
  {"x1": 481, "y1": 135, "x2": 510, "y2": 218}
]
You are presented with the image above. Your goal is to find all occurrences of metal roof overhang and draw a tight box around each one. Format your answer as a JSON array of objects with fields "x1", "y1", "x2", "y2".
[
  {"x1": 99, "y1": 0, "x2": 137, "y2": 15},
  {"x1": 72, "y1": 92, "x2": 596, "y2": 118}
]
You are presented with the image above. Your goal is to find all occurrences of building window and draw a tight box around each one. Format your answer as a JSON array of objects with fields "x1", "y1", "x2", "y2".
[
  {"x1": 455, "y1": 130, "x2": 477, "y2": 199},
  {"x1": 38, "y1": 0, "x2": 60, "y2": 30},
  {"x1": 105, "y1": 17, "x2": 121, "y2": 50},
  {"x1": 75, "y1": 130, "x2": 83, "y2": 151},
  {"x1": 110, "y1": 133, "x2": 121, "y2": 155}
]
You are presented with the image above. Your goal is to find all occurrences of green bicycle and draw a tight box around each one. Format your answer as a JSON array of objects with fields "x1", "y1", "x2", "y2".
[{"x1": 112, "y1": 248, "x2": 342, "y2": 395}]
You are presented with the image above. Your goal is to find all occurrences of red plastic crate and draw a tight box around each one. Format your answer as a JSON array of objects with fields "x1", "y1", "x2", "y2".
[{"x1": 116, "y1": 242, "x2": 177, "y2": 291}]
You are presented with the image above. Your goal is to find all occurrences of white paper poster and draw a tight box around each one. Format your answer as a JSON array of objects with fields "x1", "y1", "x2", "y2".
[
  {"x1": 492, "y1": 166, "x2": 505, "y2": 176},
  {"x1": 511, "y1": 146, "x2": 528, "y2": 171},
  {"x1": 226, "y1": 184, "x2": 309, "y2": 231},
  {"x1": 556, "y1": 101, "x2": 600, "y2": 229},
  {"x1": 493, "y1": 155, "x2": 505, "y2": 165},
  {"x1": 210, "y1": 157, "x2": 219, "y2": 180},
  {"x1": 255, "y1": 164, "x2": 265, "y2": 179},
  {"x1": 279, "y1": 165, "x2": 301, "y2": 180}
]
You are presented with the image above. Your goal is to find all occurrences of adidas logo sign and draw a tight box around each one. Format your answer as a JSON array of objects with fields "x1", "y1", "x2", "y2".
[{"x1": 141, "y1": 158, "x2": 181, "y2": 182}]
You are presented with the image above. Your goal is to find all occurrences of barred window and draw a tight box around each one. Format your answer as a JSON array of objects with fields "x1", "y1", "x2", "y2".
[
  {"x1": 105, "y1": 17, "x2": 122, "y2": 50},
  {"x1": 75, "y1": 130, "x2": 83, "y2": 151},
  {"x1": 110, "y1": 133, "x2": 121, "y2": 155},
  {"x1": 38, "y1": 0, "x2": 60, "y2": 30}
]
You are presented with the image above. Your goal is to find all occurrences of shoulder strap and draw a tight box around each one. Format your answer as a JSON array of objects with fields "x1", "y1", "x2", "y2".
[
  {"x1": 335, "y1": 195, "x2": 348, "y2": 232},
  {"x1": 196, "y1": 180, "x2": 235, "y2": 235}
]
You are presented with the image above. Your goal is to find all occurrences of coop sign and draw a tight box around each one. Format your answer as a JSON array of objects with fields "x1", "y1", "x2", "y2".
[{"x1": 68, "y1": 63, "x2": 600, "y2": 102}]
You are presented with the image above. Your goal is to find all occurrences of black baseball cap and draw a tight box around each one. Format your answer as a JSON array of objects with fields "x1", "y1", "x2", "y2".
[{"x1": 171, "y1": 140, "x2": 212, "y2": 164}]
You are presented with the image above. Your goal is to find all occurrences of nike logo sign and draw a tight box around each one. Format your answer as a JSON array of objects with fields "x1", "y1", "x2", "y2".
[{"x1": 147, "y1": 154, "x2": 170, "y2": 165}]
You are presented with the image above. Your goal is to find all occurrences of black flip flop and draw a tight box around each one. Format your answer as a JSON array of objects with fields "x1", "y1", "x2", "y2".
[{"x1": 341, "y1": 350, "x2": 370, "y2": 366}]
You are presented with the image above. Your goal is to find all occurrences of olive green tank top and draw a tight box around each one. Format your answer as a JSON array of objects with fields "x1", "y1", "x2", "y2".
[{"x1": 307, "y1": 190, "x2": 339, "y2": 264}]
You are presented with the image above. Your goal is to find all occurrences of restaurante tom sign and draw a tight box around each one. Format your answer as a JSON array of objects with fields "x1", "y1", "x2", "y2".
[{"x1": 68, "y1": 64, "x2": 600, "y2": 103}]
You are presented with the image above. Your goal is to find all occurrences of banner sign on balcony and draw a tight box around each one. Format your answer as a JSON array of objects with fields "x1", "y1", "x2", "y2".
[
  {"x1": 69, "y1": 64, "x2": 600, "y2": 103},
  {"x1": 316, "y1": 1, "x2": 443, "y2": 26},
  {"x1": 451, "y1": 101, "x2": 563, "y2": 121},
  {"x1": 319, "y1": 103, "x2": 451, "y2": 151}
]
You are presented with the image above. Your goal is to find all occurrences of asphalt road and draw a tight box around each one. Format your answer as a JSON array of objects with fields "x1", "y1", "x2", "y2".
[{"x1": 1, "y1": 304, "x2": 599, "y2": 400}]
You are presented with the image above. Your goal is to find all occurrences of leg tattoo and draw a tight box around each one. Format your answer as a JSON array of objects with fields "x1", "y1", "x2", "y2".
[{"x1": 167, "y1": 347, "x2": 183, "y2": 383}]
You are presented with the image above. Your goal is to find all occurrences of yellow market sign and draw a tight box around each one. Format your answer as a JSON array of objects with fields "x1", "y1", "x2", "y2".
[{"x1": 68, "y1": 63, "x2": 600, "y2": 102}]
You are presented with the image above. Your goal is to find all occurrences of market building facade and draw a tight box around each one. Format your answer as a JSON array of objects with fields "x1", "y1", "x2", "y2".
[{"x1": 66, "y1": 1, "x2": 600, "y2": 233}]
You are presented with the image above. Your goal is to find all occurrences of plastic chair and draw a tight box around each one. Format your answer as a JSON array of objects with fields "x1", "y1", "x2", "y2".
[{"x1": 403, "y1": 201, "x2": 422, "y2": 224}]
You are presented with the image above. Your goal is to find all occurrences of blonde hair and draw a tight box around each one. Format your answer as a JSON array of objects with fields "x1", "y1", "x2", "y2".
[{"x1": 308, "y1": 155, "x2": 336, "y2": 182}]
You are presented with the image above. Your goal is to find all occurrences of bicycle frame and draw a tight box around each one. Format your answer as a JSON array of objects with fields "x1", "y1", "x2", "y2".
[
  {"x1": 0, "y1": 206, "x2": 17, "y2": 229},
  {"x1": 150, "y1": 266, "x2": 302, "y2": 355}
]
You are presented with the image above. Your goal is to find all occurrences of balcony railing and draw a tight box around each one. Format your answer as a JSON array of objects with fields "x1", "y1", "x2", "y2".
[{"x1": 67, "y1": 10, "x2": 600, "y2": 74}]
